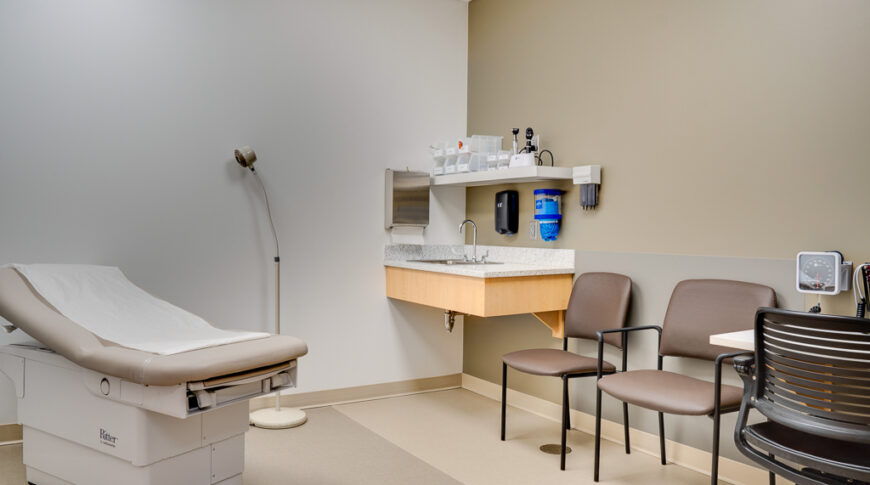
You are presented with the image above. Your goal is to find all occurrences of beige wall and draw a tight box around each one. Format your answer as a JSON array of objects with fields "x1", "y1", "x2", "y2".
[
  {"x1": 464, "y1": 251, "x2": 800, "y2": 464},
  {"x1": 467, "y1": 0, "x2": 870, "y2": 315},
  {"x1": 465, "y1": 0, "x2": 870, "y2": 468}
]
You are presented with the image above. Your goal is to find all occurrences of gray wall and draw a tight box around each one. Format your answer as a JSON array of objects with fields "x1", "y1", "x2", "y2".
[
  {"x1": 464, "y1": 251, "x2": 800, "y2": 463},
  {"x1": 0, "y1": 0, "x2": 469, "y2": 424}
]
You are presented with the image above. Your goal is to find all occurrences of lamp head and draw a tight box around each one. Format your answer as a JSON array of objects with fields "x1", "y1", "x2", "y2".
[{"x1": 234, "y1": 146, "x2": 257, "y2": 170}]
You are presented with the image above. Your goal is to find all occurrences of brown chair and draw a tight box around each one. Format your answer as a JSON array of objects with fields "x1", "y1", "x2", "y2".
[
  {"x1": 501, "y1": 272, "x2": 632, "y2": 470},
  {"x1": 734, "y1": 308, "x2": 870, "y2": 485},
  {"x1": 592, "y1": 279, "x2": 776, "y2": 484}
]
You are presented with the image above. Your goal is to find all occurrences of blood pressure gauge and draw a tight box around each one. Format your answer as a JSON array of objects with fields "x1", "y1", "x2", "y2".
[{"x1": 796, "y1": 251, "x2": 852, "y2": 295}]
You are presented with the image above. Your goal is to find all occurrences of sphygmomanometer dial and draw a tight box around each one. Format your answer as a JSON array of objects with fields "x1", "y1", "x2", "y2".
[{"x1": 797, "y1": 252, "x2": 840, "y2": 294}]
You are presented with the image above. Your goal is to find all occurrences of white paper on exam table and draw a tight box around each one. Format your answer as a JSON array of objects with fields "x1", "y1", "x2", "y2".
[{"x1": 7, "y1": 264, "x2": 267, "y2": 355}]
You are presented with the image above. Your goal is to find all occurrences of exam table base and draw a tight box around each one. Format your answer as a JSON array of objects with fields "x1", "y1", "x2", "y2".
[
  {"x1": 1, "y1": 346, "x2": 260, "y2": 485},
  {"x1": 23, "y1": 426, "x2": 244, "y2": 485}
]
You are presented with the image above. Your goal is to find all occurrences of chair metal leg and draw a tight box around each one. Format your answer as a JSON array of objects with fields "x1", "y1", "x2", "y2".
[
  {"x1": 565, "y1": 378, "x2": 571, "y2": 430},
  {"x1": 501, "y1": 363, "x2": 507, "y2": 441},
  {"x1": 769, "y1": 454, "x2": 775, "y2": 484},
  {"x1": 712, "y1": 407, "x2": 721, "y2": 485},
  {"x1": 561, "y1": 375, "x2": 568, "y2": 471},
  {"x1": 622, "y1": 402, "x2": 630, "y2": 454},
  {"x1": 594, "y1": 387, "x2": 602, "y2": 482},
  {"x1": 658, "y1": 412, "x2": 666, "y2": 465}
]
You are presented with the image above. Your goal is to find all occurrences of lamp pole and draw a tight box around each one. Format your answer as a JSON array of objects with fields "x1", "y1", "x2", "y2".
[{"x1": 235, "y1": 146, "x2": 307, "y2": 429}]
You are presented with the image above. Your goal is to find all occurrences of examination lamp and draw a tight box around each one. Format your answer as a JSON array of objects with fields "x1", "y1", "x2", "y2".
[
  {"x1": 234, "y1": 146, "x2": 257, "y2": 170},
  {"x1": 234, "y1": 146, "x2": 307, "y2": 429}
]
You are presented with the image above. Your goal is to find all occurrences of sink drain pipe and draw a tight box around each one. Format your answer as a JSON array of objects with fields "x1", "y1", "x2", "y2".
[{"x1": 444, "y1": 310, "x2": 458, "y2": 333}]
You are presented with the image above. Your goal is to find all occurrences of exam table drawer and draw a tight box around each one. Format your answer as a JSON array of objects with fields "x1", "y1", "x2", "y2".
[{"x1": 211, "y1": 435, "x2": 245, "y2": 484}]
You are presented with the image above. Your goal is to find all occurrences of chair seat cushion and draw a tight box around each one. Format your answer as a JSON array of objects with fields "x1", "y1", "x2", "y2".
[
  {"x1": 743, "y1": 421, "x2": 870, "y2": 481},
  {"x1": 597, "y1": 369, "x2": 743, "y2": 415},
  {"x1": 503, "y1": 349, "x2": 616, "y2": 377}
]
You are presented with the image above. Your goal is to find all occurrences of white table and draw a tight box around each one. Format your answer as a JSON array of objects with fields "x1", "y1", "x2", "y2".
[{"x1": 709, "y1": 330, "x2": 754, "y2": 351}]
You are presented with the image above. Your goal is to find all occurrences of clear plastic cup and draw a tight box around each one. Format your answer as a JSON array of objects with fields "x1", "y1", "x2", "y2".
[
  {"x1": 497, "y1": 150, "x2": 511, "y2": 170},
  {"x1": 443, "y1": 145, "x2": 458, "y2": 174},
  {"x1": 455, "y1": 138, "x2": 471, "y2": 172},
  {"x1": 431, "y1": 141, "x2": 446, "y2": 175},
  {"x1": 469, "y1": 153, "x2": 485, "y2": 172}
]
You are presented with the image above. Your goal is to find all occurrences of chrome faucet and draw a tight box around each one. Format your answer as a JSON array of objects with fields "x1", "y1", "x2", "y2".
[{"x1": 459, "y1": 219, "x2": 479, "y2": 263}]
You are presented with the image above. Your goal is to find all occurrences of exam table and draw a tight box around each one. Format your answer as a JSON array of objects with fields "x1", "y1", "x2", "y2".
[{"x1": 0, "y1": 265, "x2": 308, "y2": 485}]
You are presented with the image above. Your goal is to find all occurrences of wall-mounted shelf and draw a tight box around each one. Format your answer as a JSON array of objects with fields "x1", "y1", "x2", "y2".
[{"x1": 431, "y1": 166, "x2": 573, "y2": 187}]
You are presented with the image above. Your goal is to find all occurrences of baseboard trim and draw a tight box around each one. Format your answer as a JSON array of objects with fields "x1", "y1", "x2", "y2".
[
  {"x1": 0, "y1": 423, "x2": 22, "y2": 445},
  {"x1": 461, "y1": 373, "x2": 775, "y2": 485},
  {"x1": 250, "y1": 373, "x2": 462, "y2": 411}
]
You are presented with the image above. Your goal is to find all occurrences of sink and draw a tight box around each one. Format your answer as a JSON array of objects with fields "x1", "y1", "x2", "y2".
[{"x1": 407, "y1": 259, "x2": 503, "y2": 265}]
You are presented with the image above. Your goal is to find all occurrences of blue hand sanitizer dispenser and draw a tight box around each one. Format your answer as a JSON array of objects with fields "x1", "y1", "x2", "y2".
[{"x1": 534, "y1": 189, "x2": 562, "y2": 241}]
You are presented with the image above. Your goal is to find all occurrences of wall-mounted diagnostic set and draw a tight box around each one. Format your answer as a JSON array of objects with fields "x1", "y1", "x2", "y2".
[
  {"x1": 508, "y1": 127, "x2": 555, "y2": 168},
  {"x1": 795, "y1": 251, "x2": 852, "y2": 313}
]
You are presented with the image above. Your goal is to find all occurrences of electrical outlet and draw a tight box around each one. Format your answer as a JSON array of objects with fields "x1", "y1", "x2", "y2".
[{"x1": 529, "y1": 219, "x2": 537, "y2": 240}]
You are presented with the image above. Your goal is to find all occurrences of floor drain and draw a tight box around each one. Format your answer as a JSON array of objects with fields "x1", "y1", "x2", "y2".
[{"x1": 540, "y1": 444, "x2": 571, "y2": 455}]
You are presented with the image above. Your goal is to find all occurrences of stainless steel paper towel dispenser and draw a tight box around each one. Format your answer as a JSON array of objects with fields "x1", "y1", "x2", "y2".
[{"x1": 385, "y1": 169, "x2": 430, "y2": 229}]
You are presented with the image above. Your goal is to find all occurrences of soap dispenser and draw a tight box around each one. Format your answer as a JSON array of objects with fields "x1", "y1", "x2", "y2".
[{"x1": 495, "y1": 190, "x2": 519, "y2": 235}]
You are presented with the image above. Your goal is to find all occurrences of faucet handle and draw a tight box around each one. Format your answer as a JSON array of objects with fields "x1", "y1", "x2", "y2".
[{"x1": 479, "y1": 250, "x2": 489, "y2": 263}]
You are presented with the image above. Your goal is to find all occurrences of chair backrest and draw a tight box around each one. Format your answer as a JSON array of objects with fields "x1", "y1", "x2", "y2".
[
  {"x1": 660, "y1": 279, "x2": 776, "y2": 361},
  {"x1": 564, "y1": 272, "x2": 632, "y2": 348},
  {"x1": 753, "y1": 308, "x2": 870, "y2": 444}
]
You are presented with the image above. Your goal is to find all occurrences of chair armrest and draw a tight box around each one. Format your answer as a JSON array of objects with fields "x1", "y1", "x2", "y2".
[
  {"x1": 714, "y1": 350, "x2": 753, "y2": 385},
  {"x1": 732, "y1": 354, "x2": 757, "y2": 400},
  {"x1": 596, "y1": 325, "x2": 662, "y2": 339},
  {"x1": 712, "y1": 350, "x2": 754, "y2": 416},
  {"x1": 732, "y1": 354, "x2": 755, "y2": 377},
  {"x1": 595, "y1": 325, "x2": 663, "y2": 376},
  {"x1": 714, "y1": 350, "x2": 753, "y2": 369}
]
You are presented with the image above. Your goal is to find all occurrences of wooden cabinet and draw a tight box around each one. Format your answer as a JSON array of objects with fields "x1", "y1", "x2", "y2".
[{"x1": 385, "y1": 266, "x2": 573, "y2": 337}]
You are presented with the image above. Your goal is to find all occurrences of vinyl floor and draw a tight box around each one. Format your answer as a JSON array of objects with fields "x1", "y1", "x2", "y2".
[{"x1": 0, "y1": 388, "x2": 717, "y2": 485}]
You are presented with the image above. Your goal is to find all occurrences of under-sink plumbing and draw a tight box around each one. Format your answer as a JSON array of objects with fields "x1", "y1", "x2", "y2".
[{"x1": 444, "y1": 310, "x2": 458, "y2": 333}]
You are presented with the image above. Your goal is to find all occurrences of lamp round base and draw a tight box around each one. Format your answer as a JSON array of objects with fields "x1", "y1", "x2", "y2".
[{"x1": 250, "y1": 407, "x2": 307, "y2": 429}]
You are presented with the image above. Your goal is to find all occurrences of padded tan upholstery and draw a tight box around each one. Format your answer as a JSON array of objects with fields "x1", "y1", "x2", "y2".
[
  {"x1": 503, "y1": 349, "x2": 616, "y2": 376},
  {"x1": 564, "y1": 272, "x2": 632, "y2": 348},
  {"x1": 502, "y1": 273, "x2": 630, "y2": 378},
  {"x1": 659, "y1": 279, "x2": 776, "y2": 361},
  {"x1": 597, "y1": 370, "x2": 743, "y2": 415},
  {"x1": 0, "y1": 267, "x2": 308, "y2": 386}
]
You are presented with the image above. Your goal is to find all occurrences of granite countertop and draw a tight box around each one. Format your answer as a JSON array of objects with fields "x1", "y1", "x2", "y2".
[{"x1": 384, "y1": 244, "x2": 574, "y2": 278}]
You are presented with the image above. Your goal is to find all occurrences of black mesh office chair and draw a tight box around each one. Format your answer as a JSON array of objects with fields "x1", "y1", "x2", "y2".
[{"x1": 733, "y1": 308, "x2": 870, "y2": 485}]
